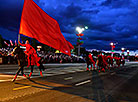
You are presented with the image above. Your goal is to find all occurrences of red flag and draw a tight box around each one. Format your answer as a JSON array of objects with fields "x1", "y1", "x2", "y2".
[
  {"x1": 19, "y1": 0, "x2": 72, "y2": 56},
  {"x1": 67, "y1": 41, "x2": 74, "y2": 49}
]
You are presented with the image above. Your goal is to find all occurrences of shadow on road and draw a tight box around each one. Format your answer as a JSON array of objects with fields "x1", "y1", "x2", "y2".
[
  {"x1": 15, "y1": 78, "x2": 54, "y2": 90},
  {"x1": 91, "y1": 70, "x2": 106, "y2": 102}
]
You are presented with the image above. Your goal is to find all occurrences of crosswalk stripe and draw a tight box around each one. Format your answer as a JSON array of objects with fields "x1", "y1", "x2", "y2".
[
  {"x1": 13, "y1": 86, "x2": 31, "y2": 91},
  {"x1": 64, "y1": 77, "x2": 73, "y2": 80},
  {"x1": 0, "y1": 75, "x2": 24, "y2": 78},
  {"x1": 75, "y1": 80, "x2": 91, "y2": 86},
  {"x1": 0, "y1": 79, "x2": 12, "y2": 82}
]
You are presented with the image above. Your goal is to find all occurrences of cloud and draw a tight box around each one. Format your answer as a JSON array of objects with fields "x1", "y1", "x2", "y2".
[
  {"x1": 0, "y1": 0, "x2": 138, "y2": 50},
  {"x1": 101, "y1": 0, "x2": 132, "y2": 8},
  {"x1": 0, "y1": 0, "x2": 23, "y2": 32}
]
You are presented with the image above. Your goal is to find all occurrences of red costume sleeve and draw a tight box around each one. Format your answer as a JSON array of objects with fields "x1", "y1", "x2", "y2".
[
  {"x1": 19, "y1": 41, "x2": 26, "y2": 47},
  {"x1": 89, "y1": 54, "x2": 95, "y2": 63}
]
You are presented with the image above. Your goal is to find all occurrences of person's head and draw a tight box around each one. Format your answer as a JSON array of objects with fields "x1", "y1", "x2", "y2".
[{"x1": 25, "y1": 40, "x2": 29, "y2": 44}]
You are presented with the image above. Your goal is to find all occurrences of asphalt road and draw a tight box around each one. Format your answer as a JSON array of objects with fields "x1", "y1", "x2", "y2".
[{"x1": 0, "y1": 62, "x2": 138, "y2": 102}]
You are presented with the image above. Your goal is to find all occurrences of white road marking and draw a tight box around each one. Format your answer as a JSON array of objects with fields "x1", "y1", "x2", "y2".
[
  {"x1": 75, "y1": 80, "x2": 91, "y2": 86},
  {"x1": 110, "y1": 72, "x2": 116, "y2": 75},
  {"x1": 64, "y1": 77, "x2": 73, "y2": 80}
]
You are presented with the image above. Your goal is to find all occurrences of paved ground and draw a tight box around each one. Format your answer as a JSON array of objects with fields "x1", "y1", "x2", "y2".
[{"x1": 0, "y1": 62, "x2": 138, "y2": 102}]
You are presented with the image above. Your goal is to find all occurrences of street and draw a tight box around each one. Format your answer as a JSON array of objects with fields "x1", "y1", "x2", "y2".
[{"x1": 0, "y1": 62, "x2": 138, "y2": 102}]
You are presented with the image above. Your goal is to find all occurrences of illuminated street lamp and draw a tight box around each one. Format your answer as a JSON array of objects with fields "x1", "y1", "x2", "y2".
[
  {"x1": 121, "y1": 47, "x2": 125, "y2": 58},
  {"x1": 110, "y1": 42, "x2": 115, "y2": 56},
  {"x1": 85, "y1": 26, "x2": 88, "y2": 30},
  {"x1": 121, "y1": 48, "x2": 125, "y2": 51},
  {"x1": 76, "y1": 27, "x2": 85, "y2": 34},
  {"x1": 127, "y1": 50, "x2": 129, "y2": 53},
  {"x1": 76, "y1": 26, "x2": 88, "y2": 56},
  {"x1": 127, "y1": 50, "x2": 130, "y2": 61}
]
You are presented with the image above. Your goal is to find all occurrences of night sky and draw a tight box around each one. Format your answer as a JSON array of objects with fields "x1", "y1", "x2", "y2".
[{"x1": 0, "y1": 0, "x2": 138, "y2": 51}]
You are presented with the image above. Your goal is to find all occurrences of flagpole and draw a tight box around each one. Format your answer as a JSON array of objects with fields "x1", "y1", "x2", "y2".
[{"x1": 18, "y1": 34, "x2": 20, "y2": 44}]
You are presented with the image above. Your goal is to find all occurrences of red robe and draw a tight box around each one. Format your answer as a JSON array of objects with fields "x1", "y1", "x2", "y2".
[
  {"x1": 19, "y1": 42, "x2": 40, "y2": 67},
  {"x1": 88, "y1": 54, "x2": 95, "y2": 67}
]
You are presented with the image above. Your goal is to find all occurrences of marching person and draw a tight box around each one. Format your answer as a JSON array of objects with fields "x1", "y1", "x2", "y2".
[
  {"x1": 18, "y1": 40, "x2": 43, "y2": 77},
  {"x1": 88, "y1": 53, "x2": 96, "y2": 70},
  {"x1": 86, "y1": 52, "x2": 96, "y2": 71},
  {"x1": 11, "y1": 46, "x2": 27, "y2": 82},
  {"x1": 96, "y1": 53, "x2": 107, "y2": 72}
]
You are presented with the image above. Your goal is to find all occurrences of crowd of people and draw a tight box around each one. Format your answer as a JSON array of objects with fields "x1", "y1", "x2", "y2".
[
  {"x1": 37, "y1": 51, "x2": 85, "y2": 63},
  {"x1": 85, "y1": 52, "x2": 125, "y2": 72},
  {"x1": 0, "y1": 48, "x2": 15, "y2": 64},
  {"x1": 0, "y1": 46, "x2": 133, "y2": 68},
  {"x1": 0, "y1": 47, "x2": 85, "y2": 64}
]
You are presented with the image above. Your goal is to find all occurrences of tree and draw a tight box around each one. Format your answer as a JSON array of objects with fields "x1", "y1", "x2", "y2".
[
  {"x1": 0, "y1": 35, "x2": 4, "y2": 48},
  {"x1": 31, "y1": 38, "x2": 37, "y2": 49}
]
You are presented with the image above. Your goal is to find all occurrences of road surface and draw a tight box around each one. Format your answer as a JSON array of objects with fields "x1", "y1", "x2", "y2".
[{"x1": 0, "y1": 62, "x2": 138, "y2": 102}]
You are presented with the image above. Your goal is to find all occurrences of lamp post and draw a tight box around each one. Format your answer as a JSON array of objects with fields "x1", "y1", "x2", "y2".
[
  {"x1": 76, "y1": 26, "x2": 88, "y2": 56},
  {"x1": 110, "y1": 42, "x2": 115, "y2": 57},
  {"x1": 121, "y1": 47, "x2": 125, "y2": 59},
  {"x1": 127, "y1": 50, "x2": 130, "y2": 61}
]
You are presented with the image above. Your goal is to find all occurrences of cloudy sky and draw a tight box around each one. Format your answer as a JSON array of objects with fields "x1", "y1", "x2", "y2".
[{"x1": 0, "y1": 0, "x2": 138, "y2": 50}]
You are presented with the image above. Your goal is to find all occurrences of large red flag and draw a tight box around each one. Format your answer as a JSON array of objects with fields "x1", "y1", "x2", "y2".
[
  {"x1": 19, "y1": 0, "x2": 72, "y2": 56},
  {"x1": 66, "y1": 41, "x2": 74, "y2": 50}
]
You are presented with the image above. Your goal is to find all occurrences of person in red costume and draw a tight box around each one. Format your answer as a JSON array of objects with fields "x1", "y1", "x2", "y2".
[
  {"x1": 96, "y1": 53, "x2": 107, "y2": 72},
  {"x1": 88, "y1": 53, "x2": 96, "y2": 70},
  {"x1": 19, "y1": 40, "x2": 40, "y2": 67},
  {"x1": 86, "y1": 53, "x2": 95, "y2": 71},
  {"x1": 106, "y1": 55, "x2": 114, "y2": 69},
  {"x1": 18, "y1": 40, "x2": 43, "y2": 77}
]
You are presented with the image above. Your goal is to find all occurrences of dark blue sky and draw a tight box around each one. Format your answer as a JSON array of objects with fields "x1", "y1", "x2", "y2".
[{"x1": 0, "y1": 0, "x2": 138, "y2": 50}]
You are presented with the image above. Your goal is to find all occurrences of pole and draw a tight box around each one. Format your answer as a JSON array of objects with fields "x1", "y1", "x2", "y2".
[
  {"x1": 78, "y1": 44, "x2": 80, "y2": 56},
  {"x1": 111, "y1": 46, "x2": 113, "y2": 57},
  {"x1": 18, "y1": 34, "x2": 20, "y2": 45}
]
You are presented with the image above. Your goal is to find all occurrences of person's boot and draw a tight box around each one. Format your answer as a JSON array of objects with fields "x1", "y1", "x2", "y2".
[
  {"x1": 40, "y1": 71, "x2": 43, "y2": 77},
  {"x1": 29, "y1": 72, "x2": 32, "y2": 77},
  {"x1": 12, "y1": 74, "x2": 17, "y2": 82},
  {"x1": 23, "y1": 74, "x2": 26, "y2": 78},
  {"x1": 86, "y1": 68, "x2": 89, "y2": 71},
  {"x1": 102, "y1": 68, "x2": 105, "y2": 72}
]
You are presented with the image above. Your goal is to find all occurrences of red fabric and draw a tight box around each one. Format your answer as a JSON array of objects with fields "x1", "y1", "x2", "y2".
[
  {"x1": 19, "y1": 42, "x2": 40, "y2": 67},
  {"x1": 19, "y1": 0, "x2": 72, "y2": 56},
  {"x1": 98, "y1": 54, "x2": 107, "y2": 66},
  {"x1": 67, "y1": 41, "x2": 74, "y2": 49},
  {"x1": 88, "y1": 54, "x2": 95, "y2": 67},
  {"x1": 102, "y1": 55, "x2": 108, "y2": 65}
]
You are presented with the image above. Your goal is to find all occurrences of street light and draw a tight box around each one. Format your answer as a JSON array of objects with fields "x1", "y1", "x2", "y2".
[
  {"x1": 121, "y1": 47, "x2": 125, "y2": 59},
  {"x1": 76, "y1": 26, "x2": 87, "y2": 56},
  {"x1": 121, "y1": 48, "x2": 125, "y2": 51},
  {"x1": 110, "y1": 42, "x2": 115, "y2": 57},
  {"x1": 76, "y1": 27, "x2": 85, "y2": 34},
  {"x1": 127, "y1": 50, "x2": 130, "y2": 61},
  {"x1": 110, "y1": 42, "x2": 114, "y2": 46},
  {"x1": 85, "y1": 26, "x2": 88, "y2": 30}
]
